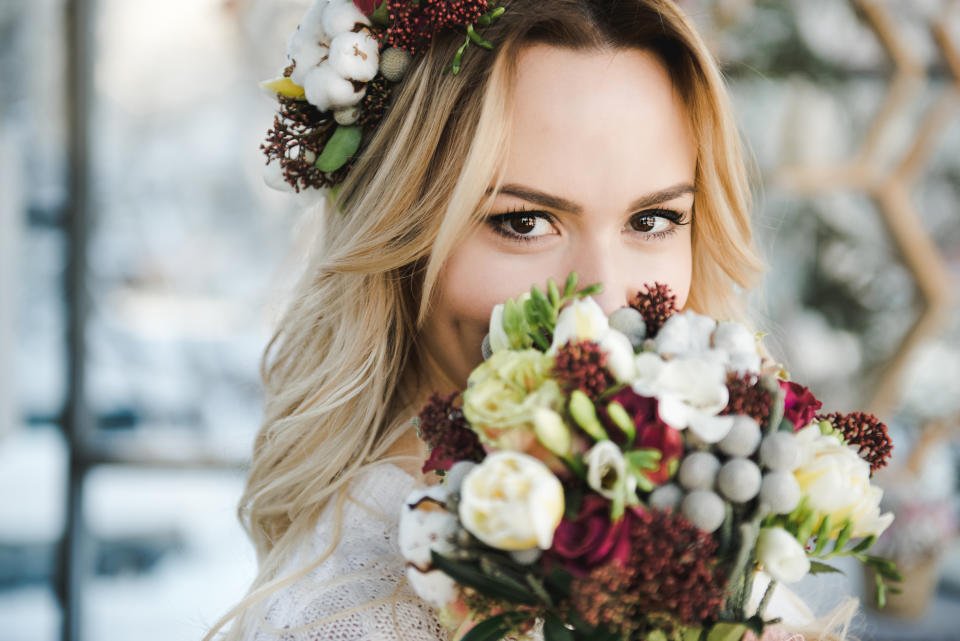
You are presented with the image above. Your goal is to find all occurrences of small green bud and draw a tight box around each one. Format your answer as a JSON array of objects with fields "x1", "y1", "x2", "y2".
[
  {"x1": 569, "y1": 390, "x2": 608, "y2": 441},
  {"x1": 533, "y1": 407, "x2": 572, "y2": 457}
]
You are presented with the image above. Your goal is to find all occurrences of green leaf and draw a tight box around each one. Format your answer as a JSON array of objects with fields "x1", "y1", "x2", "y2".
[
  {"x1": 548, "y1": 279, "x2": 561, "y2": 307},
  {"x1": 545, "y1": 566, "x2": 574, "y2": 597},
  {"x1": 706, "y1": 622, "x2": 747, "y2": 641},
  {"x1": 430, "y1": 551, "x2": 537, "y2": 604},
  {"x1": 647, "y1": 631, "x2": 668, "y2": 641},
  {"x1": 459, "y1": 613, "x2": 515, "y2": 641},
  {"x1": 682, "y1": 627, "x2": 704, "y2": 641},
  {"x1": 808, "y1": 560, "x2": 844, "y2": 575},
  {"x1": 812, "y1": 514, "x2": 833, "y2": 555},
  {"x1": 833, "y1": 519, "x2": 853, "y2": 554},
  {"x1": 544, "y1": 614, "x2": 575, "y2": 641},
  {"x1": 625, "y1": 448, "x2": 662, "y2": 470},
  {"x1": 606, "y1": 401, "x2": 635, "y2": 446},
  {"x1": 369, "y1": 0, "x2": 390, "y2": 26},
  {"x1": 850, "y1": 534, "x2": 877, "y2": 553},
  {"x1": 315, "y1": 125, "x2": 362, "y2": 172},
  {"x1": 466, "y1": 23, "x2": 493, "y2": 49},
  {"x1": 579, "y1": 283, "x2": 603, "y2": 297},
  {"x1": 795, "y1": 509, "x2": 818, "y2": 544},
  {"x1": 564, "y1": 272, "x2": 578, "y2": 298}
]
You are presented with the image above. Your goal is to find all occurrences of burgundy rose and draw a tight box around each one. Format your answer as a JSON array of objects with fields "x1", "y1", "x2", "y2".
[
  {"x1": 353, "y1": 0, "x2": 378, "y2": 16},
  {"x1": 780, "y1": 381, "x2": 822, "y2": 431},
  {"x1": 606, "y1": 389, "x2": 683, "y2": 484},
  {"x1": 546, "y1": 494, "x2": 644, "y2": 577}
]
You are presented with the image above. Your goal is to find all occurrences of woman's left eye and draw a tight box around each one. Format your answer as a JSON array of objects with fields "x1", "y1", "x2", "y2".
[{"x1": 626, "y1": 209, "x2": 687, "y2": 237}]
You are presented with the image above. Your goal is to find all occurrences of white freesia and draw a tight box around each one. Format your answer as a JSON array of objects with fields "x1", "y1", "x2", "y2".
[
  {"x1": 398, "y1": 485, "x2": 460, "y2": 607},
  {"x1": 321, "y1": 0, "x2": 370, "y2": 36},
  {"x1": 550, "y1": 297, "x2": 635, "y2": 382},
  {"x1": 459, "y1": 451, "x2": 564, "y2": 551},
  {"x1": 328, "y1": 31, "x2": 380, "y2": 82},
  {"x1": 757, "y1": 526, "x2": 810, "y2": 583},
  {"x1": 584, "y1": 440, "x2": 637, "y2": 500},
  {"x1": 793, "y1": 425, "x2": 894, "y2": 538},
  {"x1": 550, "y1": 297, "x2": 609, "y2": 350},
  {"x1": 487, "y1": 303, "x2": 510, "y2": 353},
  {"x1": 655, "y1": 310, "x2": 716, "y2": 357},
  {"x1": 632, "y1": 354, "x2": 734, "y2": 443}
]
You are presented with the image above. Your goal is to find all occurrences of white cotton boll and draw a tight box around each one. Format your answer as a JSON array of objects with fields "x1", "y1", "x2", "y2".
[
  {"x1": 303, "y1": 63, "x2": 365, "y2": 111},
  {"x1": 322, "y1": 0, "x2": 370, "y2": 36},
  {"x1": 713, "y1": 321, "x2": 757, "y2": 358},
  {"x1": 678, "y1": 452, "x2": 721, "y2": 490},
  {"x1": 398, "y1": 486, "x2": 458, "y2": 568},
  {"x1": 649, "y1": 483, "x2": 684, "y2": 511},
  {"x1": 718, "y1": 415, "x2": 762, "y2": 457},
  {"x1": 406, "y1": 567, "x2": 457, "y2": 608},
  {"x1": 760, "y1": 472, "x2": 802, "y2": 515},
  {"x1": 288, "y1": 42, "x2": 330, "y2": 87},
  {"x1": 717, "y1": 458, "x2": 762, "y2": 503},
  {"x1": 263, "y1": 161, "x2": 294, "y2": 192},
  {"x1": 760, "y1": 432, "x2": 800, "y2": 472},
  {"x1": 655, "y1": 310, "x2": 716, "y2": 357},
  {"x1": 681, "y1": 490, "x2": 726, "y2": 533},
  {"x1": 329, "y1": 31, "x2": 380, "y2": 82}
]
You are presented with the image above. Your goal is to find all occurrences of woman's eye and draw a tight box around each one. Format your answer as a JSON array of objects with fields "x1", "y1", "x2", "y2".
[
  {"x1": 627, "y1": 209, "x2": 686, "y2": 237},
  {"x1": 487, "y1": 211, "x2": 556, "y2": 241}
]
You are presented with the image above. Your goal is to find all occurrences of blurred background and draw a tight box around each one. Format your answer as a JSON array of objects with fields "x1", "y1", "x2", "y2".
[{"x1": 0, "y1": 0, "x2": 958, "y2": 640}]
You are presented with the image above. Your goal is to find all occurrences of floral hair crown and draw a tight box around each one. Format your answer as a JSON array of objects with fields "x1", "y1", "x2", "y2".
[{"x1": 261, "y1": 0, "x2": 505, "y2": 194}]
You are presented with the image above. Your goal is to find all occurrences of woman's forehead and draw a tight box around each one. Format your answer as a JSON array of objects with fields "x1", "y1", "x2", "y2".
[{"x1": 500, "y1": 44, "x2": 697, "y2": 211}]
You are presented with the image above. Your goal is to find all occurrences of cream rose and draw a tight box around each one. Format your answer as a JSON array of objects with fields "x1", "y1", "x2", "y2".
[
  {"x1": 458, "y1": 451, "x2": 565, "y2": 551},
  {"x1": 462, "y1": 349, "x2": 563, "y2": 450},
  {"x1": 757, "y1": 526, "x2": 810, "y2": 583},
  {"x1": 793, "y1": 425, "x2": 894, "y2": 539}
]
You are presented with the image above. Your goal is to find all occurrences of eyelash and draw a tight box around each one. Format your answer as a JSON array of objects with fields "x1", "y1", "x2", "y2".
[{"x1": 486, "y1": 207, "x2": 690, "y2": 243}]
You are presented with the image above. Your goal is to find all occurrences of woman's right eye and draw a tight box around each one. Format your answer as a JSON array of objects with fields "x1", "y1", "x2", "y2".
[{"x1": 486, "y1": 211, "x2": 557, "y2": 241}]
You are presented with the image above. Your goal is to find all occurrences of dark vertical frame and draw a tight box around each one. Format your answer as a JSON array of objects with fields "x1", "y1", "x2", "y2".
[{"x1": 58, "y1": 0, "x2": 94, "y2": 639}]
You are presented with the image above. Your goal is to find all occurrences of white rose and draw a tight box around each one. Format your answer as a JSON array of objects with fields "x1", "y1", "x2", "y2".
[
  {"x1": 584, "y1": 440, "x2": 636, "y2": 500},
  {"x1": 793, "y1": 425, "x2": 894, "y2": 538},
  {"x1": 757, "y1": 526, "x2": 810, "y2": 583},
  {"x1": 328, "y1": 31, "x2": 380, "y2": 82},
  {"x1": 459, "y1": 451, "x2": 564, "y2": 551},
  {"x1": 549, "y1": 297, "x2": 609, "y2": 352},
  {"x1": 398, "y1": 485, "x2": 461, "y2": 607}
]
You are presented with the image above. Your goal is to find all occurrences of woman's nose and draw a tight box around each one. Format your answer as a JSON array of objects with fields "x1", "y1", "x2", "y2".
[{"x1": 566, "y1": 241, "x2": 630, "y2": 315}]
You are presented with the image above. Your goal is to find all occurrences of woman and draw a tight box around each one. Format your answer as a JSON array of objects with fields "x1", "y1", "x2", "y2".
[{"x1": 205, "y1": 1, "x2": 849, "y2": 639}]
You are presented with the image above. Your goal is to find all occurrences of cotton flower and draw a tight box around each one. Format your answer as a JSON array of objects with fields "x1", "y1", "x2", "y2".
[
  {"x1": 459, "y1": 451, "x2": 565, "y2": 550},
  {"x1": 321, "y1": 0, "x2": 370, "y2": 36},
  {"x1": 398, "y1": 485, "x2": 461, "y2": 607},
  {"x1": 632, "y1": 353, "x2": 734, "y2": 443},
  {"x1": 713, "y1": 321, "x2": 761, "y2": 373},
  {"x1": 757, "y1": 527, "x2": 810, "y2": 583},
  {"x1": 328, "y1": 31, "x2": 380, "y2": 82},
  {"x1": 654, "y1": 310, "x2": 716, "y2": 357}
]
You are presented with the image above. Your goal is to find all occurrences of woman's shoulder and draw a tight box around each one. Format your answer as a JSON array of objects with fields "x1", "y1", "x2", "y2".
[{"x1": 245, "y1": 462, "x2": 449, "y2": 641}]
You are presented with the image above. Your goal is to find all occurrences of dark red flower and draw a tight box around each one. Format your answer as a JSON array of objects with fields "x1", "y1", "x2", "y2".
[
  {"x1": 817, "y1": 411, "x2": 893, "y2": 473},
  {"x1": 722, "y1": 373, "x2": 772, "y2": 426},
  {"x1": 628, "y1": 282, "x2": 678, "y2": 337},
  {"x1": 553, "y1": 340, "x2": 616, "y2": 400},
  {"x1": 781, "y1": 380, "x2": 822, "y2": 431},
  {"x1": 605, "y1": 389, "x2": 683, "y2": 484},
  {"x1": 546, "y1": 495, "x2": 643, "y2": 577},
  {"x1": 353, "y1": 0, "x2": 379, "y2": 15},
  {"x1": 417, "y1": 392, "x2": 485, "y2": 474}
]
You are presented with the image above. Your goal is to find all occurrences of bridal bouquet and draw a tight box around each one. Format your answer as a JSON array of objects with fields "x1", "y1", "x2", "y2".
[{"x1": 398, "y1": 274, "x2": 899, "y2": 641}]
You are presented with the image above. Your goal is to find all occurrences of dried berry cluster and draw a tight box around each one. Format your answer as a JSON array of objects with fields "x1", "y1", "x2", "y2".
[
  {"x1": 553, "y1": 340, "x2": 616, "y2": 400},
  {"x1": 383, "y1": 0, "x2": 492, "y2": 54},
  {"x1": 818, "y1": 411, "x2": 893, "y2": 472},
  {"x1": 417, "y1": 392, "x2": 486, "y2": 474},
  {"x1": 571, "y1": 510, "x2": 726, "y2": 635},
  {"x1": 722, "y1": 373, "x2": 773, "y2": 427},
  {"x1": 261, "y1": 97, "x2": 346, "y2": 191},
  {"x1": 629, "y1": 282, "x2": 679, "y2": 337}
]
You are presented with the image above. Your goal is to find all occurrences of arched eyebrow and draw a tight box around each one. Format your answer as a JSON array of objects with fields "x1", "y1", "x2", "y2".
[{"x1": 486, "y1": 183, "x2": 696, "y2": 214}]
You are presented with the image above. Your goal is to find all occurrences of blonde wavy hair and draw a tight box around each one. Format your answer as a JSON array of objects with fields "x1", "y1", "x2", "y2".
[{"x1": 205, "y1": 0, "x2": 771, "y2": 638}]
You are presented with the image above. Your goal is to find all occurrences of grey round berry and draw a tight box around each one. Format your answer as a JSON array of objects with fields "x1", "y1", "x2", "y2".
[
  {"x1": 649, "y1": 483, "x2": 684, "y2": 511},
  {"x1": 379, "y1": 47, "x2": 412, "y2": 82},
  {"x1": 760, "y1": 432, "x2": 799, "y2": 472},
  {"x1": 481, "y1": 334, "x2": 493, "y2": 360},
  {"x1": 334, "y1": 106, "x2": 360, "y2": 125},
  {"x1": 759, "y1": 472, "x2": 801, "y2": 514},
  {"x1": 717, "y1": 458, "x2": 762, "y2": 503},
  {"x1": 678, "y1": 452, "x2": 720, "y2": 491},
  {"x1": 608, "y1": 307, "x2": 646, "y2": 350},
  {"x1": 681, "y1": 490, "x2": 726, "y2": 533},
  {"x1": 718, "y1": 415, "x2": 762, "y2": 457}
]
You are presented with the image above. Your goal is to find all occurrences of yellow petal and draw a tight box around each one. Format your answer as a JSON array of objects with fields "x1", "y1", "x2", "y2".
[{"x1": 260, "y1": 76, "x2": 305, "y2": 99}]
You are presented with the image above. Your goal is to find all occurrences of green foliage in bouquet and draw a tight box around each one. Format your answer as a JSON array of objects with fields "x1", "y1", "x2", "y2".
[{"x1": 501, "y1": 273, "x2": 603, "y2": 351}]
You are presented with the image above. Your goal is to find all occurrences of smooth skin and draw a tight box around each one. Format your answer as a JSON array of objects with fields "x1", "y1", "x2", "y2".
[{"x1": 392, "y1": 45, "x2": 697, "y2": 471}]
